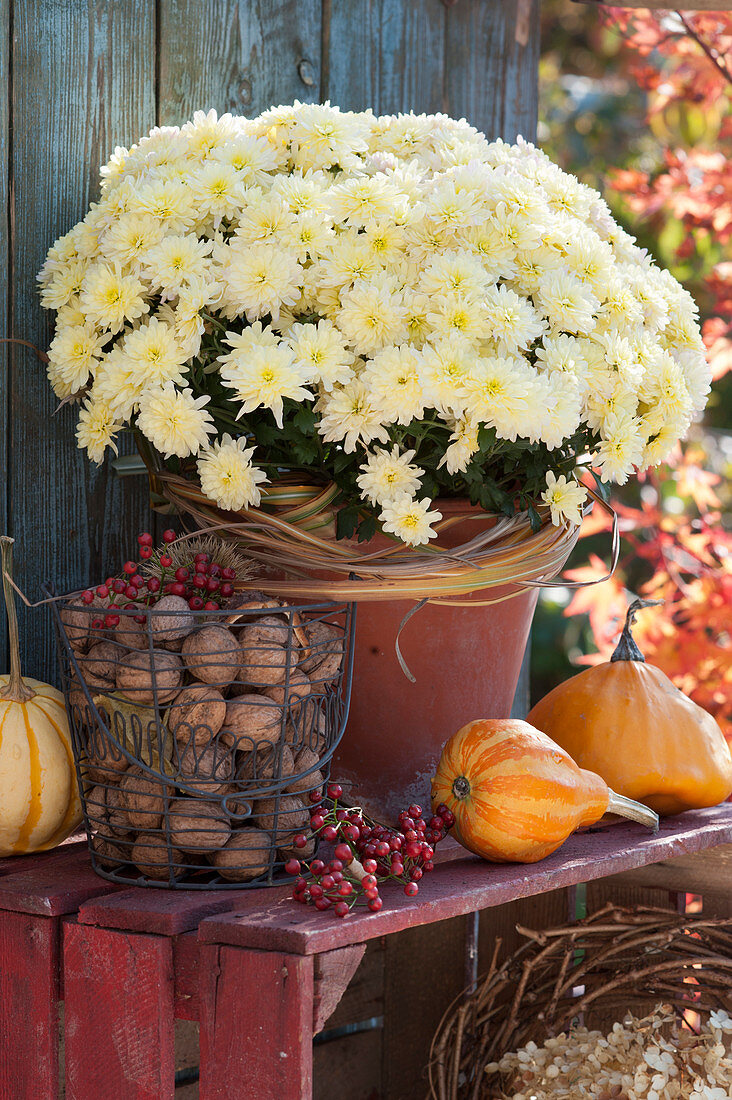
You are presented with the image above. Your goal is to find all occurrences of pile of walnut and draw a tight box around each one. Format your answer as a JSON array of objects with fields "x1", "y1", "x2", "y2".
[
  {"x1": 62, "y1": 590, "x2": 344, "y2": 884},
  {"x1": 485, "y1": 1004, "x2": 732, "y2": 1100}
]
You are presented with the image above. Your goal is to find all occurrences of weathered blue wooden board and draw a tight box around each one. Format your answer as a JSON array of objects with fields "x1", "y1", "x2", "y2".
[
  {"x1": 1, "y1": 0, "x2": 539, "y2": 679},
  {"x1": 8, "y1": 0, "x2": 157, "y2": 677}
]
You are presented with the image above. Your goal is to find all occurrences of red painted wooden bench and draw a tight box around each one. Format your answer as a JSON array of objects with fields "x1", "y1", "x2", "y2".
[{"x1": 1, "y1": 805, "x2": 731, "y2": 1100}]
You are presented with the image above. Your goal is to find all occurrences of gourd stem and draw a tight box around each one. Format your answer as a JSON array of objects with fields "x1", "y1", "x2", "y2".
[
  {"x1": 607, "y1": 790, "x2": 659, "y2": 833},
  {"x1": 0, "y1": 537, "x2": 35, "y2": 703},
  {"x1": 610, "y1": 598, "x2": 663, "y2": 663}
]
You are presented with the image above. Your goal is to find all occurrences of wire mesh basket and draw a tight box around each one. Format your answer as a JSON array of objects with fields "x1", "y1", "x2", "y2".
[{"x1": 48, "y1": 587, "x2": 355, "y2": 888}]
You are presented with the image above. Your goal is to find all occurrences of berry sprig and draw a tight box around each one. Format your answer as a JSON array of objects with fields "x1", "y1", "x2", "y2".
[
  {"x1": 78, "y1": 529, "x2": 240, "y2": 628},
  {"x1": 284, "y1": 782, "x2": 456, "y2": 918}
]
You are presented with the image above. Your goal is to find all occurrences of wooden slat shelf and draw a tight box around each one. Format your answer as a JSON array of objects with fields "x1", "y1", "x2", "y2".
[{"x1": 197, "y1": 804, "x2": 732, "y2": 955}]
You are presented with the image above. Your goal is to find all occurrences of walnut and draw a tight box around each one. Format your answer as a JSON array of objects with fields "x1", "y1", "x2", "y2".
[
  {"x1": 148, "y1": 595, "x2": 195, "y2": 642},
  {"x1": 287, "y1": 747, "x2": 324, "y2": 796},
  {"x1": 131, "y1": 833, "x2": 185, "y2": 880},
  {"x1": 82, "y1": 641, "x2": 118, "y2": 690},
  {"x1": 177, "y1": 741, "x2": 237, "y2": 798},
  {"x1": 209, "y1": 829, "x2": 271, "y2": 882},
  {"x1": 255, "y1": 795, "x2": 308, "y2": 847},
  {"x1": 220, "y1": 694, "x2": 283, "y2": 749},
  {"x1": 168, "y1": 684, "x2": 227, "y2": 743},
  {"x1": 116, "y1": 649, "x2": 183, "y2": 704},
  {"x1": 117, "y1": 765, "x2": 165, "y2": 829},
  {"x1": 166, "y1": 798, "x2": 231, "y2": 853},
  {"x1": 181, "y1": 625, "x2": 241, "y2": 687}
]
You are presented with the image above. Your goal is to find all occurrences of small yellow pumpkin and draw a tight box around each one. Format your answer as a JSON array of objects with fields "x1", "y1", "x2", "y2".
[
  {"x1": 528, "y1": 599, "x2": 732, "y2": 816},
  {"x1": 431, "y1": 718, "x2": 657, "y2": 864},
  {"x1": 0, "y1": 536, "x2": 82, "y2": 855}
]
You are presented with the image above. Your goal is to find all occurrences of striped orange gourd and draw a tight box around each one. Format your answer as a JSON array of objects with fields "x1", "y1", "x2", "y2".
[
  {"x1": 0, "y1": 537, "x2": 81, "y2": 855},
  {"x1": 431, "y1": 718, "x2": 657, "y2": 863}
]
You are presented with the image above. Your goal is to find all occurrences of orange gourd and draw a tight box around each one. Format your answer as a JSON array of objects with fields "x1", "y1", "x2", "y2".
[
  {"x1": 527, "y1": 599, "x2": 732, "y2": 816},
  {"x1": 431, "y1": 718, "x2": 657, "y2": 863}
]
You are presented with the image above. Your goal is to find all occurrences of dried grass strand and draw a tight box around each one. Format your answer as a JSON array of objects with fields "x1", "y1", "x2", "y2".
[{"x1": 146, "y1": 465, "x2": 618, "y2": 603}]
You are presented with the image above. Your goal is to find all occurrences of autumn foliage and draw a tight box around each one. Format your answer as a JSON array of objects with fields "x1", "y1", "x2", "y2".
[{"x1": 560, "y1": 10, "x2": 731, "y2": 739}]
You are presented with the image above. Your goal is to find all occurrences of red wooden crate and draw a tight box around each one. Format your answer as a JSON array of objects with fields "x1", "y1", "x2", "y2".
[{"x1": 0, "y1": 806, "x2": 731, "y2": 1100}]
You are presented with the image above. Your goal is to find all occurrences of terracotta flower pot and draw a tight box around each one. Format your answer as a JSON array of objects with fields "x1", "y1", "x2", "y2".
[
  {"x1": 333, "y1": 587, "x2": 539, "y2": 821},
  {"x1": 332, "y1": 500, "x2": 552, "y2": 820}
]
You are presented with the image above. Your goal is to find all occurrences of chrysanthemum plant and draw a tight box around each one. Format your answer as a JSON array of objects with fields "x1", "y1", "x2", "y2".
[{"x1": 38, "y1": 104, "x2": 710, "y2": 548}]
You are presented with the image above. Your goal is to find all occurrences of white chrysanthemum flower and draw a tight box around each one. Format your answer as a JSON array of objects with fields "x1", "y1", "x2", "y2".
[
  {"x1": 536, "y1": 375, "x2": 583, "y2": 449},
  {"x1": 563, "y1": 230, "x2": 615, "y2": 297},
  {"x1": 180, "y1": 108, "x2": 237, "y2": 160},
  {"x1": 362, "y1": 220, "x2": 406, "y2": 264},
  {"x1": 210, "y1": 133, "x2": 279, "y2": 185},
  {"x1": 541, "y1": 472, "x2": 587, "y2": 527},
  {"x1": 594, "y1": 410, "x2": 644, "y2": 485},
  {"x1": 537, "y1": 270, "x2": 599, "y2": 335},
  {"x1": 337, "y1": 279, "x2": 408, "y2": 355},
  {"x1": 123, "y1": 316, "x2": 188, "y2": 388},
  {"x1": 47, "y1": 324, "x2": 107, "y2": 393},
  {"x1": 419, "y1": 250, "x2": 491, "y2": 301},
  {"x1": 315, "y1": 234, "x2": 383, "y2": 290},
  {"x1": 402, "y1": 290, "x2": 432, "y2": 349},
  {"x1": 271, "y1": 171, "x2": 329, "y2": 214},
  {"x1": 464, "y1": 356, "x2": 533, "y2": 442},
  {"x1": 76, "y1": 398, "x2": 122, "y2": 463},
  {"x1": 597, "y1": 277, "x2": 644, "y2": 330},
  {"x1": 188, "y1": 162, "x2": 246, "y2": 226},
  {"x1": 39, "y1": 259, "x2": 89, "y2": 309},
  {"x1": 141, "y1": 234, "x2": 213, "y2": 298},
  {"x1": 421, "y1": 336, "x2": 474, "y2": 416},
  {"x1": 379, "y1": 494, "x2": 442, "y2": 547},
  {"x1": 638, "y1": 410, "x2": 685, "y2": 470},
  {"x1": 197, "y1": 434, "x2": 268, "y2": 511},
  {"x1": 316, "y1": 379, "x2": 389, "y2": 453},
  {"x1": 364, "y1": 345, "x2": 425, "y2": 425},
  {"x1": 483, "y1": 284, "x2": 545, "y2": 352},
  {"x1": 128, "y1": 177, "x2": 197, "y2": 231},
  {"x1": 234, "y1": 193, "x2": 296, "y2": 243},
  {"x1": 91, "y1": 345, "x2": 146, "y2": 420},
  {"x1": 79, "y1": 264, "x2": 149, "y2": 334},
  {"x1": 462, "y1": 223, "x2": 518, "y2": 279},
  {"x1": 221, "y1": 242, "x2": 302, "y2": 322},
  {"x1": 286, "y1": 320, "x2": 355, "y2": 391},
  {"x1": 56, "y1": 296, "x2": 87, "y2": 329},
  {"x1": 219, "y1": 341, "x2": 312, "y2": 428},
  {"x1": 357, "y1": 446, "x2": 424, "y2": 506},
  {"x1": 289, "y1": 103, "x2": 372, "y2": 172},
  {"x1": 439, "y1": 416, "x2": 480, "y2": 474},
  {"x1": 280, "y1": 212, "x2": 335, "y2": 262},
  {"x1": 328, "y1": 176, "x2": 403, "y2": 227},
  {"x1": 535, "y1": 334, "x2": 589, "y2": 385},
  {"x1": 100, "y1": 214, "x2": 165, "y2": 268},
  {"x1": 136, "y1": 384, "x2": 215, "y2": 458},
  {"x1": 424, "y1": 178, "x2": 484, "y2": 231},
  {"x1": 427, "y1": 291, "x2": 489, "y2": 343}
]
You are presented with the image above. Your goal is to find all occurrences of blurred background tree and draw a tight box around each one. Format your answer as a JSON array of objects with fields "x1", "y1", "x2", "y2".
[{"x1": 531, "y1": 4, "x2": 731, "y2": 738}]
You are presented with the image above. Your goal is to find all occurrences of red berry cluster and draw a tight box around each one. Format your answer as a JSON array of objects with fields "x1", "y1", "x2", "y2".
[
  {"x1": 285, "y1": 783, "x2": 456, "y2": 918},
  {"x1": 78, "y1": 529, "x2": 239, "y2": 630}
]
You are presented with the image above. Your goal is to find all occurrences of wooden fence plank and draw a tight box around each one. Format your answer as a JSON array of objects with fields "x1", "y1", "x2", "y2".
[
  {"x1": 324, "y1": 0, "x2": 445, "y2": 114},
  {"x1": 445, "y1": 0, "x2": 540, "y2": 140},
  {"x1": 157, "y1": 0, "x2": 322, "y2": 124},
  {"x1": 10, "y1": 0, "x2": 157, "y2": 679},
  {"x1": 0, "y1": 0, "x2": 9, "y2": 672}
]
